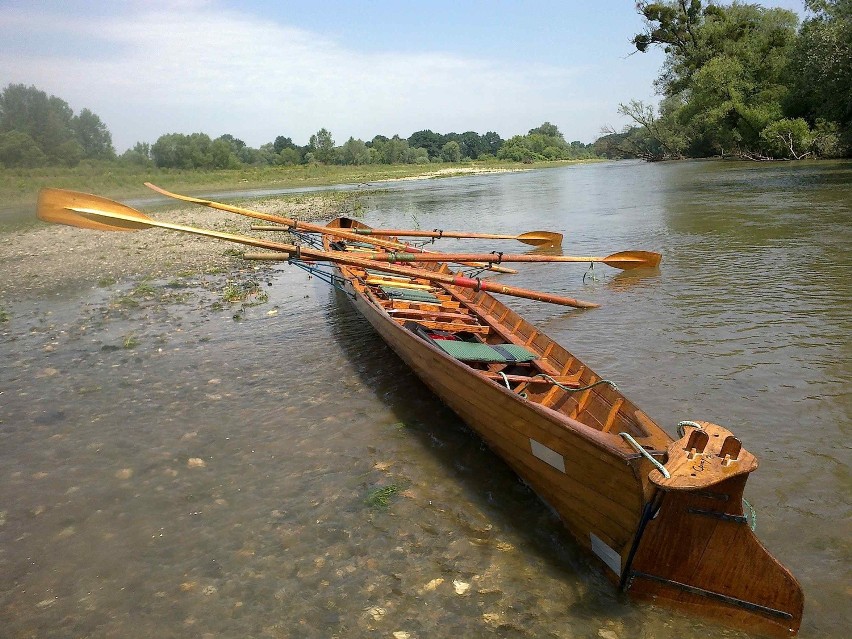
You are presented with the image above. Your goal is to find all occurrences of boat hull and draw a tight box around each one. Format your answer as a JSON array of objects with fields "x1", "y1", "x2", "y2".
[{"x1": 324, "y1": 218, "x2": 803, "y2": 636}]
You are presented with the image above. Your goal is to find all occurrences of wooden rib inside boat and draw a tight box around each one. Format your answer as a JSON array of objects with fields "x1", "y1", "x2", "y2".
[{"x1": 324, "y1": 217, "x2": 804, "y2": 637}]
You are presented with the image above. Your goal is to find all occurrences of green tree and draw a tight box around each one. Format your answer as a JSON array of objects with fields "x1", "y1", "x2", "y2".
[
  {"x1": 482, "y1": 131, "x2": 503, "y2": 156},
  {"x1": 278, "y1": 147, "x2": 301, "y2": 165},
  {"x1": 760, "y1": 117, "x2": 813, "y2": 158},
  {"x1": 441, "y1": 140, "x2": 461, "y2": 162},
  {"x1": 273, "y1": 135, "x2": 298, "y2": 154},
  {"x1": 151, "y1": 132, "x2": 219, "y2": 168},
  {"x1": 629, "y1": 1, "x2": 805, "y2": 158},
  {"x1": 72, "y1": 108, "x2": 115, "y2": 160},
  {"x1": 0, "y1": 84, "x2": 77, "y2": 165},
  {"x1": 497, "y1": 135, "x2": 537, "y2": 162},
  {"x1": 119, "y1": 142, "x2": 153, "y2": 166},
  {"x1": 785, "y1": 0, "x2": 852, "y2": 150},
  {"x1": 0, "y1": 130, "x2": 47, "y2": 167},
  {"x1": 339, "y1": 137, "x2": 371, "y2": 165},
  {"x1": 369, "y1": 134, "x2": 409, "y2": 164},
  {"x1": 308, "y1": 128, "x2": 335, "y2": 163},
  {"x1": 407, "y1": 130, "x2": 444, "y2": 159}
]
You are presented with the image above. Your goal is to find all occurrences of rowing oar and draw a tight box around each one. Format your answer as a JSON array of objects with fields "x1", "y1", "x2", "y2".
[
  {"x1": 339, "y1": 249, "x2": 661, "y2": 270},
  {"x1": 37, "y1": 188, "x2": 599, "y2": 309},
  {"x1": 142, "y1": 182, "x2": 517, "y2": 275},
  {"x1": 345, "y1": 226, "x2": 563, "y2": 247}
]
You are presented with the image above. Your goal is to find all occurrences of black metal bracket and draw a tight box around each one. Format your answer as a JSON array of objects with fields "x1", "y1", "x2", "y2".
[
  {"x1": 627, "y1": 571, "x2": 793, "y2": 620},
  {"x1": 688, "y1": 507, "x2": 747, "y2": 524}
]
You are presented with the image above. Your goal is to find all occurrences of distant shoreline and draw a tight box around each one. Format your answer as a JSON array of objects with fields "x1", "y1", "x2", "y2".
[{"x1": 0, "y1": 159, "x2": 600, "y2": 210}]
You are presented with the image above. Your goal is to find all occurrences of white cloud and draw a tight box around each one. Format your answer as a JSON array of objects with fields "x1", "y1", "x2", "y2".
[{"x1": 0, "y1": 3, "x2": 638, "y2": 150}]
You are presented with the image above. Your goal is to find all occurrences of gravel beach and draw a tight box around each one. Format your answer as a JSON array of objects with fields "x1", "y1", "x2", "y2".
[{"x1": 1, "y1": 194, "x2": 353, "y2": 303}]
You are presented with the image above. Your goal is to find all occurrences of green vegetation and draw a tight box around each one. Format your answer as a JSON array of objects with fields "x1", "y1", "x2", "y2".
[
  {"x1": 0, "y1": 84, "x2": 114, "y2": 167},
  {"x1": 597, "y1": 0, "x2": 851, "y2": 160},
  {"x1": 0, "y1": 82, "x2": 595, "y2": 176},
  {"x1": 365, "y1": 484, "x2": 402, "y2": 509}
]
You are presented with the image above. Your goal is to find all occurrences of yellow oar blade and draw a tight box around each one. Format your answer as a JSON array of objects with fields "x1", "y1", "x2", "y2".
[
  {"x1": 37, "y1": 188, "x2": 150, "y2": 231},
  {"x1": 602, "y1": 250, "x2": 662, "y2": 270},
  {"x1": 516, "y1": 231, "x2": 564, "y2": 246}
]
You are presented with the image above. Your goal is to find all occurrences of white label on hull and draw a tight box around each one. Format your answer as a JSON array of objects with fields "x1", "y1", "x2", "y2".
[
  {"x1": 590, "y1": 533, "x2": 622, "y2": 576},
  {"x1": 529, "y1": 439, "x2": 566, "y2": 473}
]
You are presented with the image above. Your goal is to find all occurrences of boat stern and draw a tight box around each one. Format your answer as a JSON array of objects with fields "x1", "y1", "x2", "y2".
[{"x1": 624, "y1": 422, "x2": 804, "y2": 637}]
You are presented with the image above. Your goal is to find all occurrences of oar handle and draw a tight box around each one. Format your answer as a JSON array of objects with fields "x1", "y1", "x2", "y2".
[{"x1": 451, "y1": 276, "x2": 599, "y2": 309}]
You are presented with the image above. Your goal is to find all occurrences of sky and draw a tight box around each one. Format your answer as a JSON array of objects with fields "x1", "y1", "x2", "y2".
[{"x1": 0, "y1": 0, "x2": 808, "y2": 152}]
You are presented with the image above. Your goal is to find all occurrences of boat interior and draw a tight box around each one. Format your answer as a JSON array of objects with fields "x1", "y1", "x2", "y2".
[{"x1": 328, "y1": 236, "x2": 671, "y2": 454}]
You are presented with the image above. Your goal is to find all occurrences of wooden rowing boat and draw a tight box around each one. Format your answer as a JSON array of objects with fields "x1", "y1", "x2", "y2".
[{"x1": 323, "y1": 218, "x2": 803, "y2": 637}]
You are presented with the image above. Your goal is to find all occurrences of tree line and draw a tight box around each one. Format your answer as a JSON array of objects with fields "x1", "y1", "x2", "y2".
[
  {"x1": 597, "y1": 0, "x2": 851, "y2": 160},
  {"x1": 0, "y1": 83, "x2": 596, "y2": 170}
]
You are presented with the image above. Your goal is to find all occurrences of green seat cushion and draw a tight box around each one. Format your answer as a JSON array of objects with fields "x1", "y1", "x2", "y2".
[
  {"x1": 434, "y1": 341, "x2": 538, "y2": 363},
  {"x1": 380, "y1": 286, "x2": 440, "y2": 303}
]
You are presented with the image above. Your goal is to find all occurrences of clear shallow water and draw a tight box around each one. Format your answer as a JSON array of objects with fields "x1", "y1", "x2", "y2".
[{"x1": 1, "y1": 160, "x2": 850, "y2": 638}]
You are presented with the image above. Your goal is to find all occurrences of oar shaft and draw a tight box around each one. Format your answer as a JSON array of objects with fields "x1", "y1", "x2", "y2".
[
  {"x1": 62, "y1": 205, "x2": 598, "y2": 309},
  {"x1": 144, "y1": 183, "x2": 518, "y2": 274},
  {"x1": 350, "y1": 252, "x2": 599, "y2": 263},
  {"x1": 352, "y1": 228, "x2": 519, "y2": 240},
  {"x1": 342, "y1": 250, "x2": 661, "y2": 270}
]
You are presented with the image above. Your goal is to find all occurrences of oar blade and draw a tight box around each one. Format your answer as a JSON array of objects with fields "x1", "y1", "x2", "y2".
[
  {"x1": 516, "y1": 231, "x2": 563, "y2": 247},
  {"x1": 37, "y1": 188, "x2": 148, "y2": 232},
  {"x1": 603, "y1": 250, "x2": 662, "y2": 270}
]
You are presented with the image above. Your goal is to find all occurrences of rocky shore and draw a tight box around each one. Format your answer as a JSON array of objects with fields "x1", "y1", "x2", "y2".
[{"x1": 1, "y1": 193, "x2": 354, "y2": 304}]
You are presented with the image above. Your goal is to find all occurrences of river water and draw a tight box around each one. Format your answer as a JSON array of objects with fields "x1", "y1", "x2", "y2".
[{"x1": 1, "y1": 160, "x2": 849, "y2": 638}]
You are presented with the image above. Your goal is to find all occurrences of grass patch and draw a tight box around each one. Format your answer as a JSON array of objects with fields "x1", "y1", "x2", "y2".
[
  {"x1": 365, "y1": 484, "x2": 402, "y2": 509},
  {"x1": 221, "y1": 279, "x2": 268, "y2": 305},
  {"x1": 132, "y1": 281, "x2": 157, "y2": 297},
  {"x1": 0, "y1": 308, "x2": 9, "y2": 323},
  {"x1": 122, "y1": 333, "x2": 140, "y2": 349}
]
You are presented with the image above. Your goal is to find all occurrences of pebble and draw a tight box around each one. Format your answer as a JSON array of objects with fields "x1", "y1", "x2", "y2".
[
  {"x1": 366, "y1": 606, "x2": 386, "y2": 621},
  {"x1": 420, "y1": 578, "x2": 444, "y2": 593},
  {"x1": 115, "y1": 468, "x2": 133, "y2": 480},
  {"x1": 453, "y1": 579, "x2": 470, "y2": 595},
  {"x1": 187, "y1": 458, "x2": 206, "y2": 468}
]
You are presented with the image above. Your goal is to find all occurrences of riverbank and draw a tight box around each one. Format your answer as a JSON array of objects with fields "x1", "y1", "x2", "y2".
[
  {"x1": 0, "y1": 191, "x2": 359, "y2": 305},
  {"x1": 0, "y1": 159, "x2": 598, "y2": 210}
]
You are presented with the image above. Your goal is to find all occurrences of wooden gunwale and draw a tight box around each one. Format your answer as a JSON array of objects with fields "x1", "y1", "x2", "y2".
[
  {"x1": 347, "y1": 269, "x2": 649, "y2": 545},
  {"x1": 433, "y1": 277, "x2": 668, "y2": 449}
]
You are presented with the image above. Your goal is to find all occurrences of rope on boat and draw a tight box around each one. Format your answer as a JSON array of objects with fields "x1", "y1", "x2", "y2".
[
  {"x1": 531, "y1": 374, "x2": 619, "y2": 393},
  {"x1": 498, "y1": 371, "x2": 512, "y2": 390},
  {"x1": 742, "y1": 497, "x2": 757, "y2": 531},
  {"x1": 288, "y1": 259, "x2": 355, "y2": 299},
  {"x1": 619, "y1": 432, "x2": 671, "y2": 479},
  {"x1": 676, "y1": 420, "x2": 703, "y2": 437}
]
